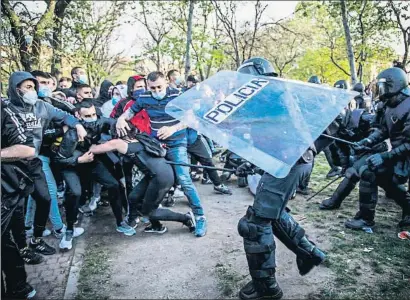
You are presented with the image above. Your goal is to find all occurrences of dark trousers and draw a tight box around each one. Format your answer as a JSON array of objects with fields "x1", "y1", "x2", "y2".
[
  {"x1": 27, "y1": 158, "x2": 51, "y2": 238},
  {"x1": 1, "y1": 194, "x2": 27, "y2": 295},
  {"x1": 188, "y1": 136, "x2": 222, "y2": 186},
  {"x1": 61, "y1": 160, "x2": 124, "y2": 229}
]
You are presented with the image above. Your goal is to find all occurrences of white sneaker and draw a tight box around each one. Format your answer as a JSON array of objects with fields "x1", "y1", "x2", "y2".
[
  {"x1": 173, "y1": 187, "x2": 185, "y2": 198},
  {"x1": 59, "y1": 231, "x2": 73, "y2": 251},
  {"x1": 88, "y1": 197, "x2": 98, "y2": 211},
  {"x1": 54, "y1": 225, "x2": 84, "y2": 238}
]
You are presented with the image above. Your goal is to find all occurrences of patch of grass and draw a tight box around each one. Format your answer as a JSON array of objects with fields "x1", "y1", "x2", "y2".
[
  {"x1": 215, "y1": 263, "x2": 246, "y2": 298},
  {"x1": 294, "y1": 154, "x2": 410, "y2": 299},
  {"x1": 75, "y1": 243, "x2": 111, "y2": 300}
]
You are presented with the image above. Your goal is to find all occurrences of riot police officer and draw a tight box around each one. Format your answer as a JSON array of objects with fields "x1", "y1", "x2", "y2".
[
  {"x1": 353, "y1": 82, "x2": 366, "y2": 109},
  {"x1": 235, "y1": 57, "x2": 325, "y2": 300},
  {"x1": 308, "y1": 75, "x2": 321, "y2": 84},
  {"x1": 345, "y1": 67, "x2": 410, "y2": 230}
]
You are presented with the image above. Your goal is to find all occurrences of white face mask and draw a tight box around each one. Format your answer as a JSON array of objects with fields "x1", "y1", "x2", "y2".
[
  {"x1": 21, "y1": 90, "x2": 38, "y2": 105},
  {"x1": 152, "y1": 89, "x2": 166, "y2": 100}
]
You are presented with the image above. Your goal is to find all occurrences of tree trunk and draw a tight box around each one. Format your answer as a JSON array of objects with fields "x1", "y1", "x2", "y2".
[
  {"x1": 51, "y1": 0, "x2": 72, "y2": 78},
  {"x1": 156, "y1": 46, "x2": 161, "y2": 71},
  {"x1": 340, "y1": 0, "x2": 358, "y2": 84},
  {"x1": 184, "y1": 0, "x2": 195, "y2": 78}
]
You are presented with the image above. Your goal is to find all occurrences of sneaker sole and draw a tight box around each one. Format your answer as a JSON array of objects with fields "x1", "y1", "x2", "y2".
[
  {"x1": 144, "y1": 227, "x2": 168, "y2": 234},
  {"x1": 59, "y1": 245, "x2": 73, "y2": 252},
  {"x1": 239, "y1": 289, "x2": 283, "y2": 300},
  {"x1": 214, "y1": 190, "x2": 232, "y2": 195},
  {"x1": 116, "y1": 229, "x2": 136, "y2": 236}
]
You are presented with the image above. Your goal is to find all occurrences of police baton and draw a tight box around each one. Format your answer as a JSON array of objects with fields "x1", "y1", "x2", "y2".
[
  {"x1": 305, "y1": 175, "x2": 343, "y2": 202},
  {"x1": 165, "y1": 161, "x2": 236, "y2": 173},
  {"x1": 320, "y1": 134, "x2": 358, "y2": 147}
]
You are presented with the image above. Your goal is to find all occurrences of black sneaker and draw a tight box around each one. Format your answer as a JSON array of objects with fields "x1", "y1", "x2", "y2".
[
  {"x1": 29, "y1": 238, "x2": 56, "y2": 255},
  {"x1": 190, "y1": 172, "x2": 201, "y2": 182},
  {"x1": 125, "y1": 217, "x2": 138, "y2": 229},
  {"x1": 20, "y1": 248, "x2": 44, "y2": 265},
  {"x1": 163, "y1": 195, "x2": 176, "y2": 207},
  {"x1": 214, "y1": 184, "x2": 232, "y2": 195},
  {"x1": 344, "y1": 218, "x2": 375, "y2": 230},
  {"x1": 183, "y1": 211, "x2": 196, "y2": 232},
  {"x1": 399, "y1": 215, "x2": 410, "y2": 228},
  {"x1": 296, "y1": 187, "x2": 311, "y2": 195},
  {"x1": 6, "y1": 283, "x2": 37, "y2": 299},
  {"x1": 201, "y1": 178, "x2": 213, "y2": 185},
  {"x1": 144, "y1": 224, "x2": 167, "y2": 234}
]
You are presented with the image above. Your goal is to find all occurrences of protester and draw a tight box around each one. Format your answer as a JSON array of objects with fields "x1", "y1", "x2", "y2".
[
  {"x1": 75, "y1": 84, "x2": 93, "y2": 103},
  {"x1": 5, "y1": 71, "x2": 87, "y2": 257},
  {"x1": 111, "y1": 75, "x2": 146, "y2": 119},
  {"x1": 94, "y1": 79, "x2": 113, "y2": 107},
  {"x1": 167, "y1": 69, "x2": 183, "y2": 90},
  {"x1": 101, "y1": 84, "x2": 127, "y2": 118},
  {"x1": 59, "y1": 77, "x2": 72, "y2": 89},
  {"x1": 1, "y1": 101, "x2": 37, "y2": 299},
  {"x1": 116, "y1": 71, "x2": 208, "y2": 237},
  {"x1": 69, "y1": 67, "x2": 88, "y2": 93}
]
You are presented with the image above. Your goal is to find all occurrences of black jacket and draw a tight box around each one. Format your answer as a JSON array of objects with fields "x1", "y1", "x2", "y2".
[{"x1": 94, "y1": 80, "x2": 113, "y2": 107}]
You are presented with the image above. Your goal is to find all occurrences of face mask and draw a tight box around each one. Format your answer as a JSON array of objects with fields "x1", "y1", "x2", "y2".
[
  {"x1": 175, "y1": 77, "x2": 183, "y2": 86},
  {"x1": 132, "y1": 88, "x2": 145, "y2": 99},
  {"x1": 82, "y1": 116, "x2": 98, "y2": 123},
  {"x1": 152, "y1": 89, "x2": 167, "y2": 100},
  {"x1": 111, "y1": 95, "x2": 121, "y2": 105},
  {"x1": 38, "y1": 85, "x2": 52, "y2": 98},
  {"x1": 78, "y1": 74, "x2": 88, "y2": 84},
  {"x1": 21, "y1": 90, "x2": 38, "y2": 106}
]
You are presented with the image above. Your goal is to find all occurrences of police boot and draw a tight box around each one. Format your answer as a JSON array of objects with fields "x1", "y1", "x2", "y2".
[
  {"x1": 239, "y1": 277, "x2": 283, "y2": 300},
  {"x1": 319, "y1": 178, "x2": 356, "y2": 210},
  {"x1": 345, "y1": 180, "x2": 377, "y2": 230},
  {"x1": 296, "y1": 237, "x2": 326, "y2": 276}
]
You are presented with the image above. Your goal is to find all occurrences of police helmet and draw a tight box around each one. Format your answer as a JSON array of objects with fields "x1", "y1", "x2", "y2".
[
  {"x1": 352, "y1": 82, "x2": 365, "y2": 93},
  {"x1": 308, "y1": 75, "x2": 321, "y2": 84},
  {"x1": 237, "y1": 57, "x2": 278, "y2": 77},
  {"x1": 375, "y1": 67, "x2": 409, "y2": 100},
  {"x1": 334, "y1": 80, "x2": 350, "y2": 90}
]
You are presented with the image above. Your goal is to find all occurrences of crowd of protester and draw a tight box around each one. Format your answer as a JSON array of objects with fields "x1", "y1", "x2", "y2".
[{"x1": 1, "y1": 60, "x2": 409, "y2": 299}]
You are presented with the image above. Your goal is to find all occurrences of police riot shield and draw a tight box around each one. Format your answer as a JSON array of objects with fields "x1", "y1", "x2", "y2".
[{"x1": 166, "y1": 71, "x2": 357, "y2": 178}]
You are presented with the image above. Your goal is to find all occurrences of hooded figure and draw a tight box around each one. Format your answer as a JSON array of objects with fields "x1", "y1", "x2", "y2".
[
  {"x1": 111, "y1": 75, "x2": 146, "y2": 119},
  {"x1": 6, "y1": 72, "x2": 80, "y2": 155},
  {"x1": 94, "y1": 79, "x2": 113, "y2": 108},
  {"x1": 100, "y1": 84, "x2": 127, "y2": 118}
]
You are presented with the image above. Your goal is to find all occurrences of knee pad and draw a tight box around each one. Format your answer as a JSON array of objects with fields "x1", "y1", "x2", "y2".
[
  {"x1": 359, "y1": 166, "x2": 376, "y2": 182},
  {"x1": 345, "y1": 167, "x2": 359, "y2": 182}
]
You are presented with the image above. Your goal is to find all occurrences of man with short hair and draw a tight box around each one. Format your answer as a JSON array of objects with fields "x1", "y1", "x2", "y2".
[
  {"x1": 76, "y1": 84, "x2": 93, "y2": 103},
  {"x1": 31, "y1": 70, "x2": 53, "y2": 98},
  {"x1": 59, "y1": 77, "x2": 72, "y2": 89},
  {"x1": 69, "y1": 67, "x2": 88, "y2": 95},
  {"x1": 116, "y1": 71, "x2": 208, "y2": 237},
  {"x1": 167, "y1": 69, "x2": 183, "y2": 90}
]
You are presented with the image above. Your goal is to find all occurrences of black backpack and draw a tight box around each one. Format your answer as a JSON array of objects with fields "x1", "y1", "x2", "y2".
[{"x1": 135, "y1": 133, "x2": 167, "y2": 157}]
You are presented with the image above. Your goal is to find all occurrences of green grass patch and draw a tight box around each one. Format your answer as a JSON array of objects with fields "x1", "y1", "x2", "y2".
[
  {"x1": 215, "y1": 263, "x2": 247, "y2": 298},
  {"x1": 75, "y1": 243, "x2": 111, "y2": 300}
]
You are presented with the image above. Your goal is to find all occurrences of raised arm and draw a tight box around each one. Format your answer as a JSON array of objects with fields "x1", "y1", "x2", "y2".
[
  {"x1": 1, "y1": 145, "x2": 35, "y2": 162},
  {"x1": 89, "y1": 139, "x2": 129, "y2": 155}
]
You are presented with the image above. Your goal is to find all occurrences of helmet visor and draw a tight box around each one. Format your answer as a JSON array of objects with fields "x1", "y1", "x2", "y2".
[{"x1": 375, "y1": 79, "x2": 387, "y2": 100}]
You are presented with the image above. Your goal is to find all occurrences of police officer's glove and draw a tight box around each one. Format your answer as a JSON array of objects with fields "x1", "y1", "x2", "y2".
[
  {"x1": 235, "y1": 162, "x2": 254, "y2": 177},
  {"x1": 352, "y1": 138, "x2": 372, "y2": 152},
  {"x1": 366, "y1": 152, "x2": 390, "y2": 169},
  {"x1": 371, "y1": 141, "x2": 389, "y2": 153}
]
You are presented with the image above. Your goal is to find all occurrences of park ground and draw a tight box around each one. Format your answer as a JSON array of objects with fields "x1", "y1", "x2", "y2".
[{"x1": 27, "y1": 154, "x2": 409, "y2": 299}]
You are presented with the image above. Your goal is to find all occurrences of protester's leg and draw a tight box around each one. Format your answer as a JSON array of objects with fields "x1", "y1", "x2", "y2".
[
  {"x1": 24, "y1": 196, "x2": 35, "y2": 229},
  {"x1": 62, "y1": 169, "x2": 82, "y2": 231},
  {"x1": 10, "y1": 198, "x2": 28, "y2": 250},
  {"x1": 166, "y1": 146, "x2": 204, "y2": 216},
  {"x1": 128, "y1": 177, "x2": 150, "y2": 221},
  {"x1": 92, "y1": 161, "x2": 126, "y2": 228},
  {"x1": 39, "y1": 156, "x2": 64, "y2": 231}
]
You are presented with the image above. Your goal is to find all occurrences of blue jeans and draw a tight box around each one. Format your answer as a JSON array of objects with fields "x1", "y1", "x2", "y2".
[
  {"x1": 166, "y1": 146, "x2": 204, "y2": 216},
  {"x1": 25, "y1": 155, "x2": 64, "y2": 231}
]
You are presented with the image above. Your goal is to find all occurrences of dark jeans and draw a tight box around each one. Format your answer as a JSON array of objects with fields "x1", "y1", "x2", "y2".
[
  {"x1": 61, "y1": 160, "x2": 124, "y2": 229},
  {"x1": 188, "y1": 135, "x2": 222, "y2": 186},
  {"x1": 27, "y1": 158, "x2": 51, "y2": 238},
  {"x1": 128, "y1": 149, "x2": 188, "y2": 227},
  {"x1": 1, "y1": 194, "x2": 27, "y2": 295}
]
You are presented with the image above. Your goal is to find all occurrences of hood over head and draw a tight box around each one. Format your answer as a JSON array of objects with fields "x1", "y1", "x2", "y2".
[
  {"x1": 98, "y1": 79, "x2": 114, "y2": 101},
  {"x1": 112, "y1": 84, "x2": 128, "y2": 100},
  {"x1": 8, "y1": 71, "x2": 39, "y2": 108}
]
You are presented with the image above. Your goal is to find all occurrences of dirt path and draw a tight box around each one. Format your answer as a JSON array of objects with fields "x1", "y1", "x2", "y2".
[{"x1": 76, "y1": 178, "x2": 332, "y2": 299}]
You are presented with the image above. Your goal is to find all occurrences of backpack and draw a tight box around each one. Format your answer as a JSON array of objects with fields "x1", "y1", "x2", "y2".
[{"x1": 135, "y1": 132, "x2": 166, "y2": 157}]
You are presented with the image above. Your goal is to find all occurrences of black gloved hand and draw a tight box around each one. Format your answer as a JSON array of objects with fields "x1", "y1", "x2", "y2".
[
  {"x1": 235, "y1": 162, "x2": 254, "y2": 177},
  {"x1": 353, "y1": 138, "x2": 372, "y2": 152},
  {"x1": 366, "y1": 152, "x2": 390, "y2": 170}
]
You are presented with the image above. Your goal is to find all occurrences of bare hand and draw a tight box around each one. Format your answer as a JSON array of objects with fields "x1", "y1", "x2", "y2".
[
  {"x1": 78, "y1": 151, "x2": 94, "y2": 163},
  {"x1": 76, "y1": 124, "x2": 87, "y2": 142},
  {"x1": 157, "y1": 126, "x2": 176, "y2": 140},
  {"x1": 66, "y1": 97, "x2": 76, "y2": 104},
  {"x1": 116, "y1": 117, "x2": 130, "y2": 137}
]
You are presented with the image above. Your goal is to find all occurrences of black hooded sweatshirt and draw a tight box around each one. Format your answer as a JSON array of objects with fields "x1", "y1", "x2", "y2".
[
  {"x1": 5, "y1": 71, "x2": 79, "y2": 156},
  {"x1": 94, "y1": 79, "x2": 113, "y2": 108}
]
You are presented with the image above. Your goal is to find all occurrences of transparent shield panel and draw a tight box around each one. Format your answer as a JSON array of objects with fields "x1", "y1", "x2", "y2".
[{"x1": 166, "y1": 71, "x2": 357, "y2": 178}]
